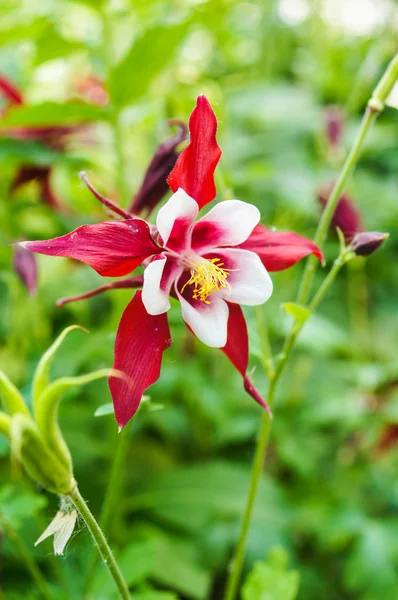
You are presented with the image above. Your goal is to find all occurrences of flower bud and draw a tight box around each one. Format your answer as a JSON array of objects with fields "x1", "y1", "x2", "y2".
[
  {"x1": 13, "y1": 244, "x2": 38, "y2": 296},
  {"x1": 318, "y1": 183, "x2": 363, "y2": 242},
  {"x1": 129, "y1": 120, "x2": 187, "y2": 216},
  {"x1": 10, "y1": 166, "x2": 63, "y2": 210},
  {"x1": 350, "y1": 231, "x2": 389, "y2": 257},
  {"x1": 324, "y1": 105, "x2": 344, "y2": 148},
  {"x1": 10, "y1": 413, "x2": 73, "y2": 494}
]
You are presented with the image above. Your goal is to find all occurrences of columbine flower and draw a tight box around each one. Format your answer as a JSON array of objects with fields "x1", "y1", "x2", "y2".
[{"x1": 22, "y1": 95, "x2": 323, "y2": 428}]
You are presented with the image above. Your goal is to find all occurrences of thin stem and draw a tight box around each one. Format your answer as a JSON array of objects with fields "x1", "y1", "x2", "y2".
[
  {"x1": 297, "y1": 106, "x2": 376, "y2": 305},
  {"x1": 83, "y1": 425, "x2": 131, "y2": 596},
  {"x1": 255, "y1": 307, "x2": 275, "y2": 379},
  {"x1": 1, "y1": 517, "x2": 54, "y2": 600},
  {"x1": 223, "y1": 252, "x2": 349, "y2": 600},
  {"x1": 69, "y1": 484, "x2": 130, "y2": 600},
  {"x1": 224, "y1": 410, "x2": 273, "y2": 600}
]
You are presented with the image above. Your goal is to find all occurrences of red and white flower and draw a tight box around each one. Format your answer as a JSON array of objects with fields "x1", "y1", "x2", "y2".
[{"x1": 22, "y1": 95, "x2": 323, "y2": 428}]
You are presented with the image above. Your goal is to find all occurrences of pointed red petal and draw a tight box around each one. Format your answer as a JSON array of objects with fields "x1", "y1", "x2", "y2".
[
  {"x1": 0, "y1": 74, "x2": 24, "y2": 105},
  {"x1": 22, "y1": 220, "x2": 160, "y2": 277},
  {"x1": 109, "y1": 291, "x2": 172, "y2": 428},
  {"x1": 239, "y1": 224, "x2": 323, "y2": 272},
  {"x1": 167, "y1": 95, "x2": 222, "y2": 209},
  {"x1": 222, "y1": 303, "x2": 272, "y2": 416}
]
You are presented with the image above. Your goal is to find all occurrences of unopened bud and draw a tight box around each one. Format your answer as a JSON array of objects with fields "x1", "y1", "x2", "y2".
[
  {"x1": 318, "y1": 184, "x2": 363, "y2": 242},
  {"x1": 13, "y1": 244, "x2": 38, "y2": 296},
  {"x1": 324, "y1": 105, "x2": 344, "y2": 148},
  {"x1": 129, "y1": 120, "x2": 187, "y2": 216},
  {"x1": 350, "y1": 231, "x2": 389, "y2": 256}
]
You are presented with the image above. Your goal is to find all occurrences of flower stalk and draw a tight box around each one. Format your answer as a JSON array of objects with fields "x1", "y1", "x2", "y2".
[
  {"x1": 224, "y1": 52, "x2": 397, "y2": 600},
  {"x1": 297, "y1": 52, "x2": 397, "y2": 306},
  {"x1": 68, "y1": 483, "x2": 131, "y2": 600}
]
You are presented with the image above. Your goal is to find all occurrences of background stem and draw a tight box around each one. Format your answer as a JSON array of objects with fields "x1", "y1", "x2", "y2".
[{"x1": 1, "y1": 517, "x2": 54, "y2": 600}]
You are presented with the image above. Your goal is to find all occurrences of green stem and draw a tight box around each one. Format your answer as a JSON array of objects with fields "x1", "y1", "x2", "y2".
[
  {"x1": 297, "y1": 52, "x2": 398, "y2": 306},
  {"x1": 223, "y1": 252, "x2": 349, "y2": 600},
  {"x1": 224, "y1": 409, "x2": 273, "y2": 600},
  {"x1": 83, "y1": 425, "x2": 131, "y2": 596},
  {"x1": 297, "y1": 106, "x2": 375, "y2": 304},
  {"x1": 255, "y1": 307, "x2": 275, "y2": 379},
  {"x1": 69, "y1": 484, "x2": 130, "y2": 600},
  {"x1": 2, "y1": 517, "x2": 54, "y2": 600}
]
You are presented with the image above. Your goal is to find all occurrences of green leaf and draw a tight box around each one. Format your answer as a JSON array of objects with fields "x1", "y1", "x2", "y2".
[
  {"x1": 94, "y1": 402, "x2": 114, "y2": 417},
  {"x1": 0, "y1": 102, "x2": 110, "y2": 127},
  {"x1": 131, "y1": 592, "x2": 179, "y2": 600},
  {"x1": 94, "y1": 396, "x2": 153, "y2": 417},
  {"x1": 242, "y1": 547, "x2": 300, "y2": 600},
  {"x1": 282, "y1": 302, "x2": 312, "y2": 325},
  {"x1": 109, "y1": 23, "x2": 188, "y2": 108}
]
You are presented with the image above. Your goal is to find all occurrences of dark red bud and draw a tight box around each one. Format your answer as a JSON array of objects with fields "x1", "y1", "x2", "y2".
[
  {"x1": 10, "y1": 166, "x2": 64, "y2": 211},
  {"x1": 318, "y1": 183, "x2": 363, "y2": 242},
  {"x1": 324, "y1": 105, "x2": 344, "y2": 147},
  {"x1": 129, "y1": 120, "x2": 187, "y2": 216},
  {"x1": 13, "y1": 245, "x2": 38, "y2": 296},
  {"x1": 350, "y1": 231, "x2": 389, "y2": 257}
]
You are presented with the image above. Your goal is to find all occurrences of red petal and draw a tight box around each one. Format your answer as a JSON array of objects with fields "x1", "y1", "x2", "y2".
[
  {"x1": 22, "y1": 219, "x2": 160, "y2": 277},
  {"x1": 239, "y1": 224, "x2": 323, "y2": 271},
  {"x1": 0, "y1": 74, "x2": 24, "y2": 105},
  {"x1": 222, "y1": 303, "x2": 272, "y2": 416},
  {"x1": 109, "y1": 291, "x2": 172, "y2": 428},
  {"x1": 167, "y1": 95, "x2": 222, "y2": 209}
]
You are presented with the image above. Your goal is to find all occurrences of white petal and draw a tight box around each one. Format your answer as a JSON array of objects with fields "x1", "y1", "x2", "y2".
[
  {"x1": 176, "y1": 289, "x2": 229, "y2": 348},
  {"x1": 193, "y1": 200, "x2": 260, "y2": 252},
  {"x1": 142, "y1": 255, "x2": 171, "y2": 315},
  {"x1": 218, "y1": 248, "x2": 273, "y2": 306},
  {"x1": 156, "y1": 188, "x2": 198, "y2": 249}
]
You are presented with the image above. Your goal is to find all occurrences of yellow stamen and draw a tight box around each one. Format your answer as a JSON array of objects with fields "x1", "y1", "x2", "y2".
[{"x1": 181, "y1": 257, "x2": 234, "y2": 303}]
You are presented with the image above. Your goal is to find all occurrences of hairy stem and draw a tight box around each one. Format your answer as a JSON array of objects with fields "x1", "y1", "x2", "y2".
[
  {"x1": 83, "y1": 425, "x2": 131, "y2": 596},
  {"x1": 69, "y1": 484, "x2": 130, "y2": 600}
]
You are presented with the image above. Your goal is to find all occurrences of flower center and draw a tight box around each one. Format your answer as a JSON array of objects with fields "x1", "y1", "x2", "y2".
[{"x1": 181, "y1": 257, "x2": 233, "y2": 304}]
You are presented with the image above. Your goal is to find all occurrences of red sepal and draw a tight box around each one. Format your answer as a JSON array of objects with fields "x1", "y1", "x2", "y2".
[
  {"x1": 239, "y1": 224, "x2": 323, "y2": 272},
  {"x1": 109, "y1": 291, "x2": 172, "y2": 428},
  {"x1": 22, "y1": 219, "x2": 160, "y2": 277},
  {"x1": 167, "y1": 95, "x2": 221, "y2": 209},
  {"x1": 222, "y1": 303, "x2": 272, "y2": 416}
]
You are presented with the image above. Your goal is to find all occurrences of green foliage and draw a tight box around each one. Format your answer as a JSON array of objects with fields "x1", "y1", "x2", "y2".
[
  {"x1": 242, "y1": 547, "x2": 300, "y2": 600},
  {"x1": 0, "y1": 0, "x2": 397, "y2": 599}
]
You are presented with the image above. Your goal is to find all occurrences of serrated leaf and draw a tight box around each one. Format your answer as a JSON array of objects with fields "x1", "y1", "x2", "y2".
[
  {"x1": 242, "y1": 547, "x2": 300, "y2": 600},
  {"x1": 0, "y1": 102, "x2": 110, "y2": 127},
  {"x1": 282, "y1": 302, "x2": 312, "y2": 325},
  {"x1": 109, "y1": 23, "x2": 188, "y2": 108}
]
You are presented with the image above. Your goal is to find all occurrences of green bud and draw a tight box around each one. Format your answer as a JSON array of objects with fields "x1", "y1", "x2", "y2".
[
  {"x1": 35, "y1": 369, "x2": 114, "y2": 471},
  {"x1": 0, "y1": 371, "x2": 30, "y2": 417},
  {"x1": 32, "y1": 325, "x2": 88, "y2": 411},
  {"x1": 10, "y1": 414, "x2": 73, "y2": 495}
]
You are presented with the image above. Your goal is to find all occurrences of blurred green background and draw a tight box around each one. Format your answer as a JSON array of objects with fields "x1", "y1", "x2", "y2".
[{"x1": 0, "y1": 0, "x2": 397, "y2": 599}]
